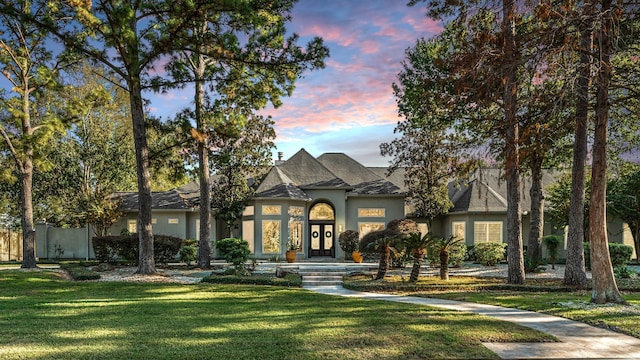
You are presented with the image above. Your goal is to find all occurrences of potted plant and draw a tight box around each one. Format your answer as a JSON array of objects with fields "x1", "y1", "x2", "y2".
[
  {"x1": 286, "y1": 207, "x2": 304, "y2": 263},
  {"x1": 286, "y1": 240, "x2": 299, "y2": 263}
]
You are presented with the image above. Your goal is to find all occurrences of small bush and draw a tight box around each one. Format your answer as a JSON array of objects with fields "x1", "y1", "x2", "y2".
[
  {"x1": 179, "y1": 245, "x2": 198, "y2": 265},
  {"x1": 584, "y1": 242, "x2": 633, "y2": 270},
  {"x1": 465, "y1": 245, "x2": 476, "y2": 262},
  {"x1": 201, "y1": 273, "x2": 302, "y2": 287},
  {"x1": 427, "y1": 241, "x2": 466, "y2": 267},
  {"x1": 338, "y1": 230, "x2": 359, "y2": 254},
  {"x1": 92, "y1": 236, "x2": 119, "y2": 263},
  {"x1": 614, "y1": 266, "x2": 635, "y2": 279},
  {"x1": 543, "y1": 235, "x2": 561, "y2": 261},
  {"x1": 475, "y1": 242, "x2": 507, "y2": 266},
  {"x1": 60, "y1": 264, "x2": 101, "y2": 281},
  {"x1": 216, "y1": 238, "x2": 251, "y2": 269},
  {"x1": 154, "y1": 235, "x2": 183, "y2": 264},
  {"x1": 610, "y1": 243, "x2": 634, "y2": 268}
]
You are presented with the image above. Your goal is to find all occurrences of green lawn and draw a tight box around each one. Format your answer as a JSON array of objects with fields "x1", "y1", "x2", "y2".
[
  {"x1": 344, "y1": 274, "x2": 640, "y2": 339},
  {"x1": 0, "y1": 270, "x2": 553, "y2": 360},
  {"x1": 430, "y1": 291, "x2": 640, "y2": 338}
]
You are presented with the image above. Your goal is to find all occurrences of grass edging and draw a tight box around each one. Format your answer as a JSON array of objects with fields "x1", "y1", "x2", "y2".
[
  {"x1": 201, "y1": 273, "x2": 302, "y2": 287},
  {"x1": 60, "y1": 264, "x2": 101, "y2": 281}
]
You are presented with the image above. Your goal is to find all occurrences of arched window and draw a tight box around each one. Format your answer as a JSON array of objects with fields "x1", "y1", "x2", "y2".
[{"x1": 309, "y1": 203, "x2": 334, "y2": 221}]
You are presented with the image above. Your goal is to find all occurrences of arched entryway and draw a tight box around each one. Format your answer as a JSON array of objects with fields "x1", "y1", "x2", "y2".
[{"x1": 308, "y1": 202, "x2": 335, "y2": 258}]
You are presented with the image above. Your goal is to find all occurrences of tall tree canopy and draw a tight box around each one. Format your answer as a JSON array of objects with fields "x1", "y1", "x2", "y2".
[
  {"x1": 0, "y1": 0, "x2": 71, "y2": 268},
  {"x1": 381, "y1": 29, "x2": 476, "y2": 223},
  {"x1": 162, "y1": 0, "x2": 328, "y2": 268}
]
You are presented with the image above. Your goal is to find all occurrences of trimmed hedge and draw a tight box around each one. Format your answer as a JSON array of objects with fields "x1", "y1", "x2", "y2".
[
  {"x1": 201, "y1": 273, "x2": 302, "y2": 287},
  {"x1": 92, "y1": 234, "x2": 183, "y2": 264},
  {"x1": 475, "y1": 242, "x2": 507, "y2": 266},
  {"x1": 584, "y1": 242, "x2": 634, "y2": 270},
  {"x1": 60, "y1": 264, "x2": 101, "y2": 281}
]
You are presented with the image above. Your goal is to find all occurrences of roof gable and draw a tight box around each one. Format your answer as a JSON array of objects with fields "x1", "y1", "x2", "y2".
[
  {"x1": 254, "y1": 167, "x2": 309, "y2": 199},
  {"x1": 449, "y1": 168, "x2": 561, "y2": 213},
  {"x1": 278, "y1": 149, "x2": 350, "y2": 189}
]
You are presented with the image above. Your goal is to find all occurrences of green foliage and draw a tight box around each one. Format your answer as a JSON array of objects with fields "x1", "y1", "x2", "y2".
[
  {"x1": 609, "y1": 243, "x2": 634, "y2": 268},
  {"x1": 60, "y1": 264, "x2": 101, "y2": 281},
  {"x1": 543, "y1": 235, "x2": 562, "y2": 268},
  {"x1": 546, "y1": 173, "x2": 592, "y2": 230},
  {"x1": 338, "y1": 230, "x2": 359, "y2": 253},
  {"x1": 154, "y1": 235, "x2": 183, "y2": 264},
  {"x1": 359, "y1": 229, "x2": 395, "y2": 255},
  {"x1": 584, "y1": 243, "x2": 633, "y2": 270},
  {"x1": 427, "y1": 239, "x2": 466, "y2": 267},
  {"x1": 614, "y1": 266, "x2": 635, "y2": 279},
  {"x1": 475, "y1": 242, "x2": 507, "y2": 266},
  {"x1": 380, "y1": 33, "x2": 476, "y2": 220},
  {"x1": 178, "y1": 245, "x2": 197, "y2": 266},
  {"x1": 608, "y1": 162, "x2": 640, "y2": 256},
  {"x1": 215, "y1": 238, "x2": 251, "y2": 269},
  {"x1": 201, "y1": 273, "x2": 302, "y2": 287},
  {"x1": 92, "y1": 234, "x2": 182, "y2": 264}
]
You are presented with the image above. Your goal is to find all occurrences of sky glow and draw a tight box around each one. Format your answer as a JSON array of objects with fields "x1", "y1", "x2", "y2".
[{"x1": 147, "y1": 0, "x2": 442, "y2": 166}]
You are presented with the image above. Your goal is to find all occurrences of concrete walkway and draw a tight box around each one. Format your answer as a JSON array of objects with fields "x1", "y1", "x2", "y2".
[{"x1": 305, "y1": 285, "x2": 640, "y2": 359}]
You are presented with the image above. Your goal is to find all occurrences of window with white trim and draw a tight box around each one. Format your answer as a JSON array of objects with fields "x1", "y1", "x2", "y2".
[
  {"x1": 452, "y1": 221, "x2": 465, "y2": 241},
  {"x1": 127, "y1": 219, "x2": 137, "y2": 234},
  {"x1": 473, "y1": 221, "x2": 502, "y2": 243},
  {"x1": 262, "y1": 220, "x2": 281, "y2": 253}
]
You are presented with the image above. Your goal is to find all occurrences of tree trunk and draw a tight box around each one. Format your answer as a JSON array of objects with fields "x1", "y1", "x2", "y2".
[
  {"x1": 590, "y1": 0, "x2": 624, "y2": 304},
  {"x1": 439, "y1": 249, "x2": 449, "y2": 281},
  {"x1": 130, "y1": 79, "x2": 156, "y2": 275},
  {"x1": 503, "y1": 0, "x2": 524, "y2": 284},
  {"x1": 564, "y1": 2, "x2": 594, "y2": 288},
  {"x1": 376, "y1": 247, "x2": 390, "y2": 280},
  {"x1": 527, "y1": 155, "x2": 544, "y2": 267},
  {"x1": 633, "y1": 224, "x2": 639, "y2": 261},
  {"x1": 20, "y1": 158, "x2": 37, "y2": 268},
  {"x1": 409, "y1": 251, "x2": 424, "y2": 282},
  {"x1": 194, "y1": 49, "x2": 212, "y2": 269}
]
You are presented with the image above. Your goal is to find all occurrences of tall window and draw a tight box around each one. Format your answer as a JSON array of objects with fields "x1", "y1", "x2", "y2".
[
  {"x1": 127, "y1": 219, "x2": 137, "y2": 234},
  {"x1": 243, "y1": 220, "x2": 255, "y2": 253},
  {"x1": 262, "y1": 220, "x2": 281, "y2": 253},
  {"x1": 452, "y1": 221, "x2": 466, "y2": 241},
  {"x1": 474, "y1": 222, "x2": 502, "y2": 243}
]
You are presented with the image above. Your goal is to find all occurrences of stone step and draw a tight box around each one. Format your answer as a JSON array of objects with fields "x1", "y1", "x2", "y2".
[
  {"x1": 303, "y1": 280, "x2": 343, "y2": 287},
  {"x1": 301, "y1": 273, "x2": 344, "y2": 287}
]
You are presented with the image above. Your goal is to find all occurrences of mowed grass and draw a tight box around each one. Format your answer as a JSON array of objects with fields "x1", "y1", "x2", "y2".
[
  {"x1": 345, "y1": 274, "x2": 640, "y2": 339},
  {"x1": 430, "y1": 290, "x2": 640, "y2": 339},
  {"x1": 0, "y1": 270, "x2": 553, "y2": 360}
]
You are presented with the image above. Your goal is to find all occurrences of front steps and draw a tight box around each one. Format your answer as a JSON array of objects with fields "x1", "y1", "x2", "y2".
[{"x1": 278, "y1": 264, "x2": 372, "y2": 287}]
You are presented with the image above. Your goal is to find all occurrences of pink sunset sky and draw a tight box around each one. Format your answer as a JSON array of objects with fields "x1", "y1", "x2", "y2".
[{"x1": 148, "y1": 0, "x2": 443, "y2": 167}]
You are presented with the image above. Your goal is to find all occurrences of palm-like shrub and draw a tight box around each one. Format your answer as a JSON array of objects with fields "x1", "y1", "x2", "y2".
[
  {"x1": 402, "y1": 232, "x2": 430, "y2": 282},
  {"x1": 426, "y1": 235, "x2": 465, "y2": 280},
  {"x1": 363, "y1": 231, "x2": 400, "y2": 280}
]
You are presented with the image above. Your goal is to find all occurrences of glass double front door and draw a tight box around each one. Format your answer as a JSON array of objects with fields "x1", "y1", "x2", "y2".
[{"x1": 309, "y1": 223, "x2": 334, "y2": 257}]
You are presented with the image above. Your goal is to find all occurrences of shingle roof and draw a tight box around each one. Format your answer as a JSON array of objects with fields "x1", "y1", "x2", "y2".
[
  {"x1": 278, "y1": 149, "x2": 351, "y2": 189},
  {"x1": 449, "y1": 168, "x2": 560, "y2": 213},
  {"x1": 113, "y1": 182, "x2": 200, "y2": 211},
  {"x1": 317, "y1": 153, "x2": 402, "y2": 195},
  {"x1": 254, "y1": 167, "x2": 310, "y2": 199},
  {"x1": 253, "y1": 149, "x2": 405, "y2": 200}
]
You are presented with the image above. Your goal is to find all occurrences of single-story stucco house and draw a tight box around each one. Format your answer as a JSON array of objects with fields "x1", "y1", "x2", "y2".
[{"x1": 32, "y1": 148, "x2": 636, "y2": 261}]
